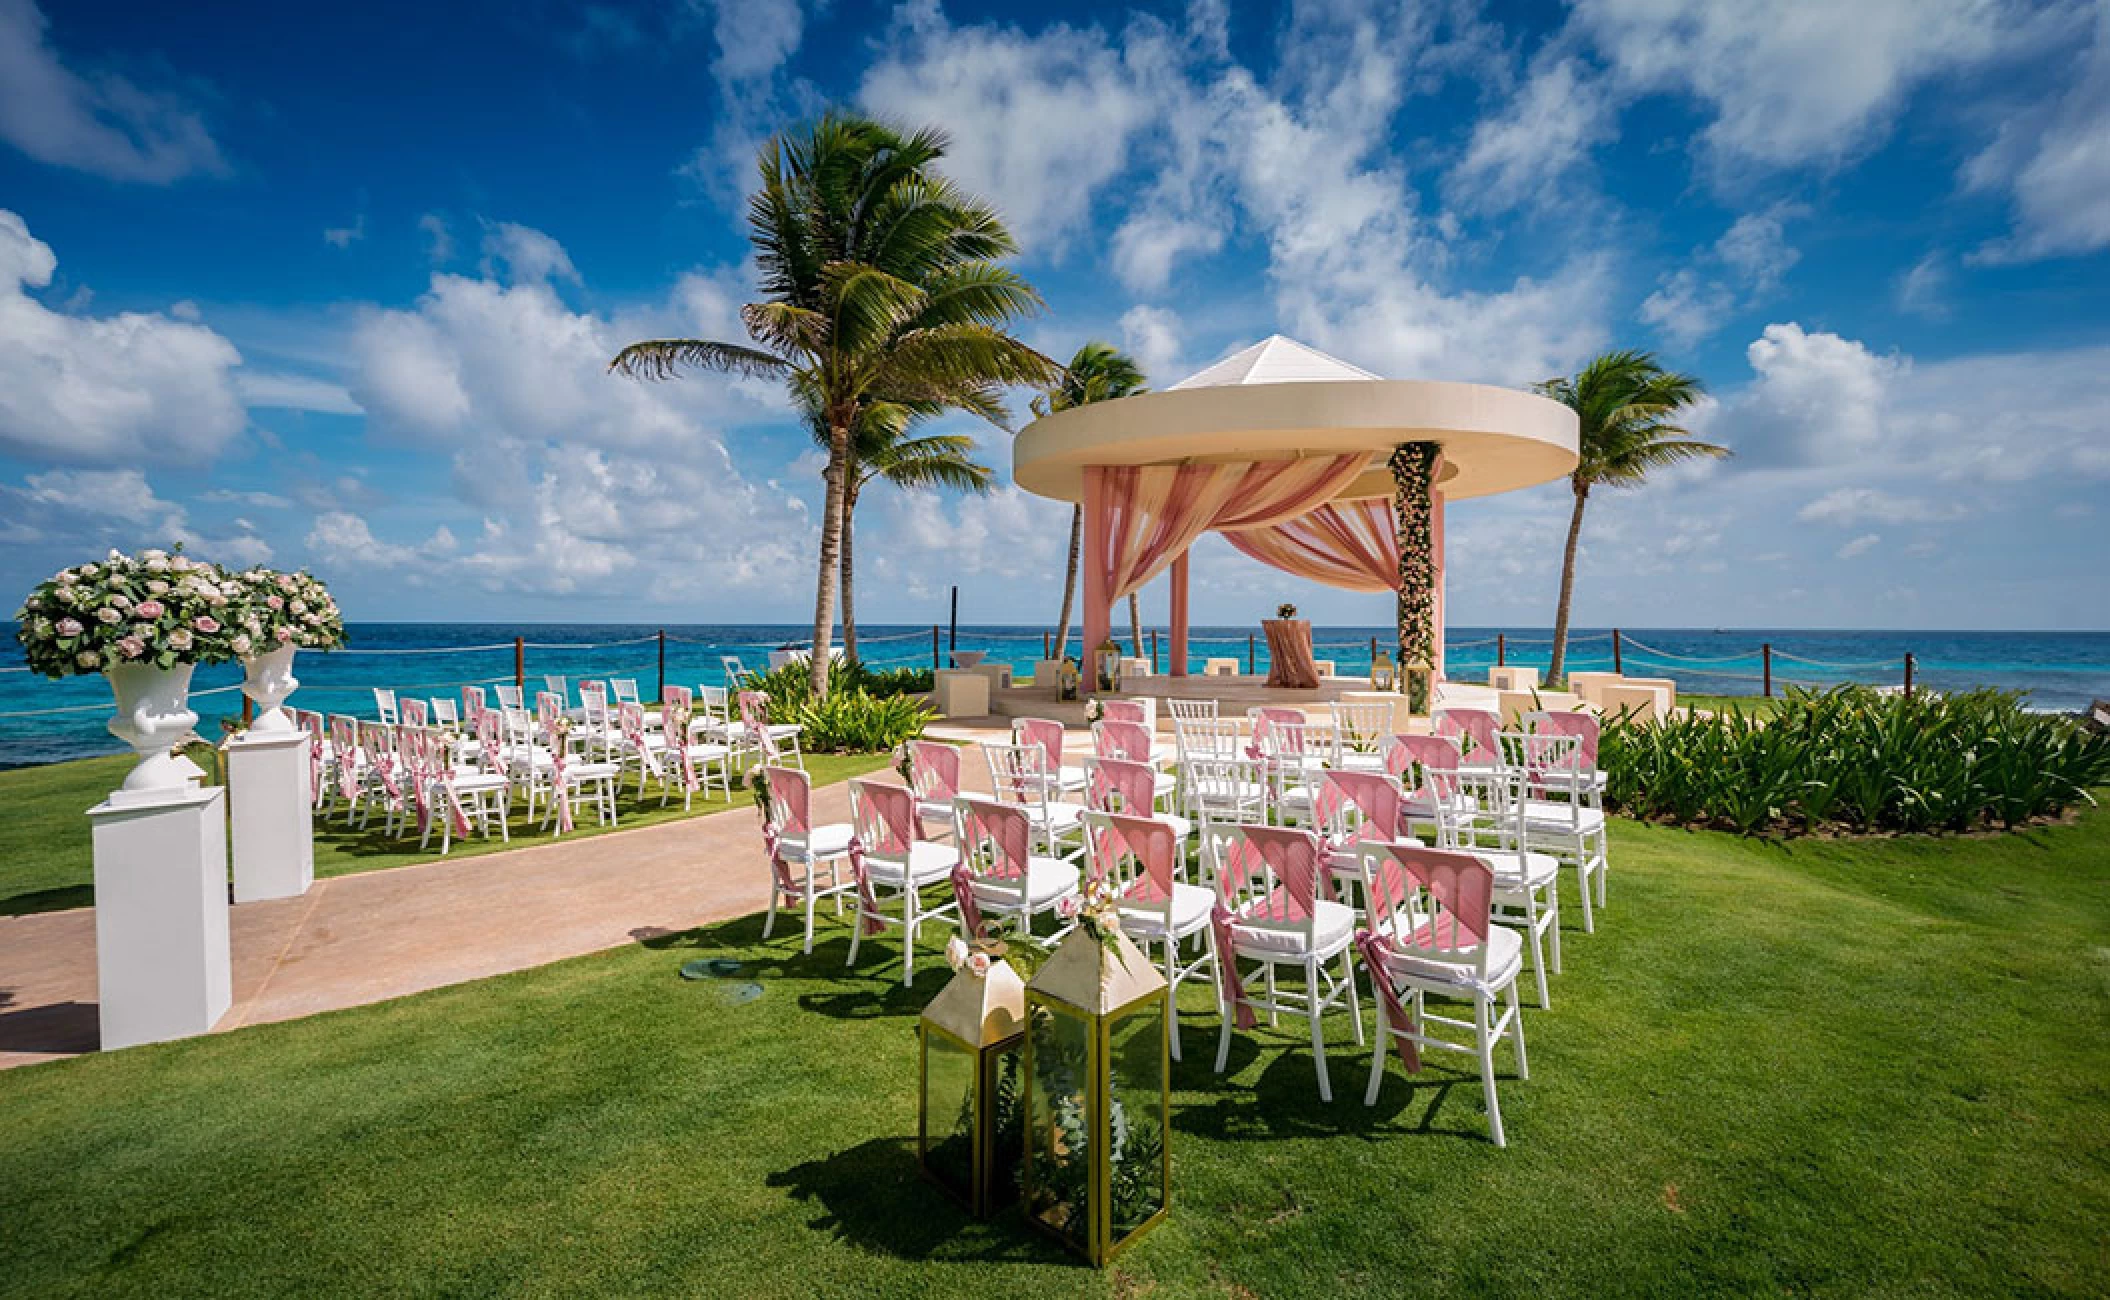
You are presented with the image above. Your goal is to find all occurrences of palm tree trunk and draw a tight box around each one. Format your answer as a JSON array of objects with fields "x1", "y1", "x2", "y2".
[
  {"x1": 810, "y1": 424, "x2": 850, "y2": 699},
  {"x1": 1128, "y1": 591, "x2": 1143, "y2": 658},
  {"x1": 840, "y1": 481, "x2": 860, "y2": 665},
  {"x1": 1547, "y1": 481, "x2": 1589, "y2": 685},
  {"x1": 1053, "y1": 504, "x2": 1081, "y2": 660}
]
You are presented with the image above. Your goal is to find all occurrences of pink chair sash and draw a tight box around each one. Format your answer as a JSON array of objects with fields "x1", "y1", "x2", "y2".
[
  {"x1": 952, "y1": 798, "x2": 1033, "y2": 940},
  {"x1": 1212, "y1": 825, "x2": 1326, "y2": 1030},
  {"x1": 1531, "y1": 710, "x2": 1599, "y2": 767},
  {"x1": 1436, "y1": 708, "x2": 1501, "y2": 764},
  {"x1": 847, "y1": 780, "x2": 914, "y2": 937},
  {"x1": 759, "y1": 764, "x2": 810, "y2": 895},
  {"x1": 461, "y1": 685, "x2": 486, "y2": 722},
  {"x1": 663, "y1": 684, "x2": 693, "y2": 710},
  {"x1": 1099, "y1": 698, "x2": 1147, "y2": 725},
  {"x1": 1015, "y1": 717, "x2": 1066, "y2": 771},
  {"x1": 1091, "y1": 813, "x2": 1177, "y2": 904},
  {"x1": 399, "y1": 697, "x2": 429, "y2": 728},
  {"x1": 536, "y1": 691, "x2": 561, "y2": 727},
  {"x1": 329, "y1": 716, "x2": 359, "y2": 804},
  {"x1": 1093, "y1": 718, "x2": 1155, "y2": 764},
  {"x1": 541, "y1": 713, "x2": 574, "y2": 834},
  {"x1": 739, "y1": 691, "x2": 777, "y2": 758},
  {"x1": 663, "y1": 702, "x2": 698, "y2": 791},
  {"x1": 300, "y1": 711, "x2": 325, "y2": 806},
  {"x1": 1315, "y1": 768, "x2": 1407, "y2": 880},
  {"x1": 908, "y1": 740, "x2": 960, "y2": 806},
  {"x1": 1086, "y1": 756, "x2": 1157, "y2": 819}
]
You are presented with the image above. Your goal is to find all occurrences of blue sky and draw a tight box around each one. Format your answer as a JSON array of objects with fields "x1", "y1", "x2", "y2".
[{"x1": 1, "y1": 0, "x2": 2106, "y2": 631}]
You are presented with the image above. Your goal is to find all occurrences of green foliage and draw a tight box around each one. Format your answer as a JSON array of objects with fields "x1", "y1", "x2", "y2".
[
  {"x1": 789, "y1": 688, "x2": 934, "y2": 754},
  {"x1": 739, "y1": 659, "x2": 931, "y2": 704},
  {"x1": 1600, "y1": 685, "x2": 2110, "y2": 835}
]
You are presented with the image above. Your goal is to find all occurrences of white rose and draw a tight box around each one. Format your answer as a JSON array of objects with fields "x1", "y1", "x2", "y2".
[
  {"x1": 171, "y1": 556, "x2": 191, "y2": 572},
  {"x1": 76, "y1": 649, "x2": 101, "y2": 668},
  {"x1": 146, "y1": 579, "x2": 169, "y2": 594},
  {"x1": 231, "y1": 633, "x2": 252, "y2": 655}
]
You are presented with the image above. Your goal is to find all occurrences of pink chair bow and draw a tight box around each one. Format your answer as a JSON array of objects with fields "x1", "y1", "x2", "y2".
[
  {"x1": 758, "y1": 764, "x2": 811, "y2": 896},
  {"x1": 1355, "y1": 844, "x2": 1496, "y2": 1072},
  {"x1": 1090, "y1": 812, "x2": 1178, "y2": 907},
  {"x1": 1099, "y1": 698, "x2": 1148, "y2": 725},
  {"x1": 542, "y1": 713, "x2": 573, "y2": 834},
  {"x1": 1093, "y1": 718, "x2": 1155, "y2": 764},
  {"x1": 953, "y1": 799, "x2": 1033, "y2": 940},
  {"x1": 846, "y1": 780, "x2": 917, "y2": 937},
  {"x1": 1086, "y1": 756, "x2": 1157, "y2": 819},
  {"x1": 1436, "y1": 708, "x2": 1501, "y2": 765},
  {"x1": 1212, "y1": 825, "x2": 1326, "y2": 1030},
  {"x1": 907, "y1": 740, "x2": 961, "y2": 805}
]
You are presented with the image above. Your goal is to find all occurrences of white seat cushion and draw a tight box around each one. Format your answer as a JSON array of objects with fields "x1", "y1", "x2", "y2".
[
  {"x1": 1119, "y1": 881, "x2": 1213, "y2": 940},
  {"x1": 1230, "y1": 899, "x2": 1355, "y2": 957},
  {"x1": 563, "y1": 761, "x2": 622, "y2": 782},
  {"x1": 970, "y1": 856, "x2": 1080, "y2": 909},
  {"x1": 866, "y1": 840, "x2": 960, "y2": 888},
  {"x1": 1027, "y1": 800, "x2": 1087, "y2": 835},
  {"x1": 1380, "y1": 924, "x2": 1524, "y2": 996},
  {"x1": 1478, "y1": 849, "x2": 1559, "y2": 890},
  {"x1": 787, "y1": 822, "x2": 855, "y2": 859},
  {"x1": 1522, "y1": 802, "x2": 1606, "y2": 834}
]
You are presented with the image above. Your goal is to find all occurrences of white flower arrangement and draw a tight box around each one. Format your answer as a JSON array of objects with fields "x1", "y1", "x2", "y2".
[
  {"x1": 220, "y1": 567, "x2": 347, "y2": 653},
  {"x1": 13, "y1": 548, "x2": 241, "y2": 678},
  {"x1": 1055, "y1": 874, "x2": 1127, "y2": 953},
  {"x1": 944, "y1": 934, "x2": 993, "y2": 979}
]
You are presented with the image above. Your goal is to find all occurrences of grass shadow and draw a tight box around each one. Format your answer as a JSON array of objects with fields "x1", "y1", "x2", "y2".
[
  {"x1": 1, "y1": 884, "x2": 95, "y2": 918},
  {"x1": 765, "y1": 1136, "x2": 1067, "y2": 1266}
]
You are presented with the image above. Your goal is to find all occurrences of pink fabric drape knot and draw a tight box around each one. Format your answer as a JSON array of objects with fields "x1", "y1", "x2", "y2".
[
  {"x1": 844, "y1": 835, "x2": 886, "y2": 937},
  {"x1": 543, "y1": 715, "x2": 574, "y2": 835},
  {"x1": 950, "y1": 862, "x2": 984, "y2": 939},
  {"x1": 759, "y1": 766, "x2": 811, "y2": 897},
  {"x1": 301, "y1": 712, "x2": 325, "y2": 806},
  {"x1": 1357, "y1": 929, "x2": 1421, "y2": 1072},
  {"x1": 1222, "y1": 497, "x2": 1400, "y2": 592}
]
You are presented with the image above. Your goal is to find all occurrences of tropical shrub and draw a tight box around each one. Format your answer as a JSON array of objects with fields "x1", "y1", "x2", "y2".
[
  {"x1": 788, "y1": 688, "x2": 934, "y2": 754},
  {"x1": 1600, "y1": 685, "x2": 2110, "y2": 835},
  {"x1": 739, "y1": 659, "x2": 932, "y2": 705}
]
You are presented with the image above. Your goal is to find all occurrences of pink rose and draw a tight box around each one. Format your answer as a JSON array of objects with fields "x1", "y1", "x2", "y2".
[
  {"x1": 55, "y1": 617, "x2": 83, "y2": 636},
  {"x1": 194, "y1": 616, "x2": 220, "y2": 634},
  {"x1": 1056, "y1": 895, "x2": 1081, "y2": 919},
  {"x1": 134, "y1": 600, "x2": 164, "y2": 619},
  {"x1": 117, "y1": 636, "x2": 146, "y2": 660},
  {"x1": 266, "y1": 594, "x2": 284, "y2": 610},
  {"x1": 967, "y1": 952, "x2": 991, "y2": 978},
  {"x1": 275, "y1": 626, "x2": 295, "y2": 642}
]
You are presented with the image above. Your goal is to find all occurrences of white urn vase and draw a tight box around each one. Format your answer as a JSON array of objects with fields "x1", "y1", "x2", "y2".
[
  {"x1": 240, "y1": 643, "x2": 299, "y2": 733},
  {"x1": 106, "y1": 661, "x2": 204, "y2": 801}
]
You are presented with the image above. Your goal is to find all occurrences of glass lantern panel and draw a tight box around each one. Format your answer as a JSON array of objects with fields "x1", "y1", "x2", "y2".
[
  {"x1": 987, "y1": 1039, "x2": 1025, "y2": 1205},
  {"x1": 1026, "y1": 1002, "x2": 1094, "y2": 1249},
  {"x1": 1106, "y1": 999, "x2": 1168, "y2": 1239},
  {"x1": 922, "y1": 1030, "x2": 978, "y2": 1199}
]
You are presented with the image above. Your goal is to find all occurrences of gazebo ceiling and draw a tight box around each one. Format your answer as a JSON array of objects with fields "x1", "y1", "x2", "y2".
[{"x1": 1013, "y1": 335, "x2": 1580, "y2": 505}]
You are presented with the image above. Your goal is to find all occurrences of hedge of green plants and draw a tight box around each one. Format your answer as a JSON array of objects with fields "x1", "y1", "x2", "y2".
[
  {"x1": 737, "y1": 660, "x2": 936, "y2": 753},
  {"x1": 1600, "y1": 686, "x2": 2110, "y2": 835}
]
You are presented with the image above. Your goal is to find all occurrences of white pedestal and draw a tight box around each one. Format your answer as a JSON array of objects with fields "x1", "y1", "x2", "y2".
[
  {"x1": 227, "y1": 729, "x2": 314, "y2": 904},
  {"x1": 87, "y1": 785, "x2": 232, "y2": 1051}
]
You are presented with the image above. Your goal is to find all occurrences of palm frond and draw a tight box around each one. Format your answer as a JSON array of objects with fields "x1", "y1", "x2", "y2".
[{"x1": 607, "y1": 338, "x2": 791, "y2": 380}]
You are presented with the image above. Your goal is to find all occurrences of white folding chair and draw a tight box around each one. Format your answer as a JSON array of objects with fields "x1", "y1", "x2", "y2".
[{"x1": 845, "y1": 780, "x2": 962, "y2": 987}]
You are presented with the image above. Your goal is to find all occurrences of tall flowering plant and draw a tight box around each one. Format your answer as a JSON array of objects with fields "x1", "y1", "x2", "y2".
[
  {"x1": 13, "y1": 548, "x2": 239, "y2": 677},
  {"x1": 221, "y1": 568, "x2": 346, "y2": 655},
  {"x1": 1388, "y1": 441, "x2": 1439, "y2": 714}
]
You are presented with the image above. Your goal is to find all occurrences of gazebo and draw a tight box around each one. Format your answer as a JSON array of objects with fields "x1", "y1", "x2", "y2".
[{"x1": 1012, "y1": 336, "x2": 1579, "y2": 700}]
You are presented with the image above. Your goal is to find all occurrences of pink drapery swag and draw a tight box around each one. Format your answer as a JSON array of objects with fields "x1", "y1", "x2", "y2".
[
  {"x1": 1088, "y1": 454, "x2": 1368, "y2": 602},
  {"x1": 1221, "y1": 497, "x2": 1400, "y2": 592}
]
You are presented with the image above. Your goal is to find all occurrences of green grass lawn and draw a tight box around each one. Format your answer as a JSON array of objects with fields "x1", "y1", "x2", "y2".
[
  {"x1": 0, "y1": 750, "x2": 893, "y2": 917},
  {"x1": 2, "y1": 806, "x2": 2105, "y2": 1297}
]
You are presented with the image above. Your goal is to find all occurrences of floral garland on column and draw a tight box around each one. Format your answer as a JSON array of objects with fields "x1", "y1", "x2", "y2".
[{"x1": 1388, "y1": 442, "x2": 1439, "y2": 714}]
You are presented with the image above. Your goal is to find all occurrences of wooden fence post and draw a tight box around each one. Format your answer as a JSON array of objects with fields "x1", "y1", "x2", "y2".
[
  {"x1": 1904, "y1": 652, "x2": 1915, "y2": 699},
  {"x1": 656, "y1": 629, "x2": 666, "y2": 702},
  {"x1": 514, "y1": 636, "x2": 525, "y2": 692},
  {"x1": 1150, "y1": 629, "x2": 1160, "y2": 674},
  {"x1": 931, "y1": 625, "x2": 940, "y2": 672},
  {"x1": 1496, "y1": 633, "x2": 1506, "y2": 666},
  {"x1": 1762, "y1": 642, "x2": 1773, "y2": 698},
  {"x1": 1612, "y1": 628, "x2": 1623, "y2": 675},
  {"x1": 1247, "y1": 632, "x2": 1256, "y2": 676}
]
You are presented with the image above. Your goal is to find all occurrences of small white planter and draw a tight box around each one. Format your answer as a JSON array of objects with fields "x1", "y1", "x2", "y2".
[
  {"x1": 240, "y1": 642, "x2": 299, "y2": 733},
  {"x1": 105, "y1": 661, "x2": 203, "y2": 803}
]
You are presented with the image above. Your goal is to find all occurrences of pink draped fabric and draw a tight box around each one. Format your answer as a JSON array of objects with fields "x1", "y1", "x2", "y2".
[
  {"x1": 1222, "y1": 497, "x2": 1399, "y2": 592},
  {"x1": 1088, "y1": 455, "x2": 1367, "y2": 603},
  {"x1": 1356, "y1": 845, "x2": 1495, "y2": 1072}
]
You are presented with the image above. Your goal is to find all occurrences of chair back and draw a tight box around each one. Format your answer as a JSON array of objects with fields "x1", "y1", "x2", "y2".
[
  {"x1": 1250, "y1": 708, "x2": 1317, "y2": 768},
  {"x1": 618, "y1": 701, "x2": 651, "y2": 760},
  {"x1": 462, "y1": 684, "x2": 487, "y2": 722},
  {"x1": 907, "y1": 740, "x2": 961, "y2": 805},
  {"x1": 612, "y1": 678, "x2": 641, "y2": 707},
  {"x1": 1174, "y1": 715, "x2": 1244, "y2": 762},
  {"x1": 399, "y1": 696, "x2": 430, "y2": 728},
  {"x1": 983, "y1": 741, "x2": 1055, "y2": 810},
  {"x1": 1209, "y1": 823, "x2": 1327, "y2": 942},
  {"x1": 1165, "y1": 697, "x2": 1218, "y2": 723},
  {"x1": 328, "y1": 714, "x2": 360, "y2": 802},
  {"x1": 1084, "y1": 755, "x2": 1157, "y2": 818},
  {"x1": 1100, "y1": 697, "x2": 1154, "y2": 729},
  {"x1": 579, "y1": 682, "x2": 610, "y2": 731},
  {"x1": 543, "y1": 675, "x2": 569, "y2": 706},
  {"x1": 1183, "y1": 754, "x2": 1268, "y2": 825},
  {"x1": 849, "y1": 779, "x2": 917, "y2": 861},
  {"x1": 1092, "y1": 718, "x2": 1155, "y2": 764},
  {"x1": 1013, "y1": 717, "x2": 1067, "y2": 772},
  {"x1": 475, "y1": 706, "x2": 507, "y2": 775},
  {"x1": 698, "y1": 684, "x2": 730, "y2": 721},
  {"x1": 493, "y1": 683, "x2": 523, "y2": 711},
  {"x1": 535, "y1": 691, "x2": 562, "y2": 727},
  {"x1": 1356, "y1": 844, "x2": 1496, "y2": 978},
  {"x1": 1385, "y1": 733, "x2": 1463, "y2": 796},
  {"x1": 663, "y1": 683, "x2": 693, "y2": 711},
  {"x1": 431, "y1": 696, "x2": 460, "y2": 727},
  {"x1": 721, "y1": 656, "x2": 747, "y2": 686},
  {"x1": 373, "y1": 687, "x2": 399, "y2": 725},
  {"x1": 762, "y1": 764, "x2": 811, "y2": 839},
  {"x1": 954, "y1": 796, "x2": 1034, "y2": 884},
  {"x1": 1328, "y1": 700, "x2": 1394, "y2": 761},
  {"x1": 1525, "y1": 709, "x2": 1600, "y2": 768},
  {"x1": 1316, "y1": 768, "x2": 1408, "y2": 848},
  {"x1": 1436, "y1": 707, "x2": 1502, "y2": 766},
  {"x1": 1082, "y1": 811, "x2": 1178, "y2": 908}
]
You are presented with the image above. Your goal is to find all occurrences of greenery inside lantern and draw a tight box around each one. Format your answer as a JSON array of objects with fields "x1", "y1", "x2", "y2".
[
  {"x1": 1023, "y1": 921, "x2": 1169, "y2": 1266},
  {"x1": 1058, "y1": 657, "x2": 1081, "y2": 702},
  {"x1": 1403, "y1": 655, "x2": 1433, "y2": 717},
  {"x1": 1370, "y1": 647, "x2": 1397, "y2": 692},
  {"x1": 1094, "y1": 639, "x2": 1122, "y2": 693},
  {"x1": 918, "y1": 941, "x2": 1026, "y2": 1217}
]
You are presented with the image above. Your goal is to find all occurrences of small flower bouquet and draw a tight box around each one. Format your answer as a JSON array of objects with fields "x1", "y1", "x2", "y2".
[
  {"x1": 1275, "y1": 602, "x2": 1299, "y2": 620},
  {"x1": 13, "y1": 548, "x2": 238, "y2": 676},
  {"x1": 944, "y1": 934, "x2": 994, "y2": 979},
  {"x1": 1055, "y1": 874, "x2": 1127, "y2": 954},
  {"x1": 1083, "y1": 697, "x2": 1104, "y2": 724},
  {"x1": 222, "y1": 567, "x2": 346, "y2": 656},
  {"x1": 745, "y1": 765, "x2": 774, "y2": 823}
]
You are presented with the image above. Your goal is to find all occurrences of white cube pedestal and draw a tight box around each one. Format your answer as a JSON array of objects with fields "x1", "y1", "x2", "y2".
[
  {"x1": 228, "y1": 729, "x2": 314, "y2": 904},
  {"x1": 87, "y1": 785, "x2": 232, "y2": 1051}
]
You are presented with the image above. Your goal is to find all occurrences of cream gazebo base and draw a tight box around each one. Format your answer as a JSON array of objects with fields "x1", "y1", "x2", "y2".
[
  {"x1": 932, "y1": 670, "x2": 991, "y2": 718},
  {"x1": 1203, "y1": 658, "x2": 1241, "y2": 676}
]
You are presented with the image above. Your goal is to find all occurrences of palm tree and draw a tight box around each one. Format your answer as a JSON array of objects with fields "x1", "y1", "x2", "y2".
[
  {"x1": 1533, "y1": 349, "x2": 1723, "y2": 682},
  {"x1": 835, "y1": 400, "x2": 994, "y2": 661},
  {"x1": 1034, "y1": 342, "x2": 1148, "y2": 660},
  {"x1": 611, "y1": 112, "x2": 1055, "y2": 697}
]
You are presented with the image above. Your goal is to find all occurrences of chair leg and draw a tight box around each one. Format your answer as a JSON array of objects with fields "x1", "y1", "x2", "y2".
[
  {"x1": 1528, "y1": 897, "x2": 1551, "y2": 1010},
  {"x1": 1574, "y1": 854, "x2": 1596, "y2": 934},
  {"x1": 1364, "y1": 990, "x2": 1389, "y2": 1105},
  {"x1": 802, "y1": 874, "x2": 818, "y2": 955},
  {"x1": 1307, "y1": 958, "x2": 1332, "y2": 1103},
  {"x1": 1214, "y1": 964, "x2": 1236, "y2": 1076},
  {"x1": 762, "y1": 887, "x2": 779, "y2": 939},
  {"x1": 1507, "y1": 980, "x2": 1529, "y2": 1080},
  {"x1": 1341, "y1": 948, "x2": 1364, "y2": 1047},
  {"x1": 901, "y1": 889, "x2": 917, "y2": 988},
  {"x1": 1547, "y1": 889, "x2": 1562, "y2": 973},
  {"x1": 1477, "y1": 994, "x2": 1505, "y2": 1148},
  {"x1": 1163, "y1": 936, "x2": 1182, "y2": 1063}
]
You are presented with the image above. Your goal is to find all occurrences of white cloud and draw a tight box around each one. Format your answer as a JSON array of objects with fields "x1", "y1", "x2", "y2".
[
  {"x1": 1639, "y1": 208, "x2": 1800, "y2": 346},
  {"x1": 323, "y1": 215, "x2": 366, "y2": 249},
  {"x1": 1109, "y1": 212, "x2": 1224, "y2": 294},
  {"x1": 1837, "y1": 533, "x2": 1881, "y2": 559},
  {"x1": 479, "y1": 221, "x2": 580, "y2": 285},
  {"x1": 1798, "y1": 487, "x2": 1964, "y2": 527},
  {"x1": 0, "y1": 209, "x2": 247, "y2": 465},
  {"x1": 1966, "y1": 3, "x2": 2110, "y2": 262},
  {"x1": 1894, "y1": 254, "x2": 1951, "y2": 318},
  {"x1": 1118, "y1": 305, "x2": 1184, "y2": 387},
  {"x1": 706, "y1": 0, "x2": 804, "y2": 85},
  {"x1": 859, "y1": 8, "x2": 1156, "y2": 254},
  {"x1": 1638, "y1": 269, "x2": 1734, "y2": 348},
  {"x1": 0, "y1": 0, "x2": 225, "y2": 183},
  {"x1": 1719, "y1": 323, "x2": 1904, "y2": 465},
  {"x1": 1, "y1": 467, "x2": 271, "y2": 567},
  {"x1": 1714, "y1": 210, "x2": 1800, "y2": 291},
  {"x1": 1572, "y1": 0, "x2": 2044, "y2": 170},
  {"x1": 305, "y1": 510, "x2": 453, "y2": 571},
  {"x1": 234, "y1": 370, "x2": 363, "y2": 416},
  {"x1": 418, "y1": 213, "x2": 455, "y2": 264},
  {"x1": 1446, "y1": 55, "x2": 1619, "y2": 214}
]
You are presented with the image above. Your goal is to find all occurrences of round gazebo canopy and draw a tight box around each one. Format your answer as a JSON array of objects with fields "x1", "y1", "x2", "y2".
[{"x1": 1013, "y1": 336, "x2": 1580, "y2": 505}]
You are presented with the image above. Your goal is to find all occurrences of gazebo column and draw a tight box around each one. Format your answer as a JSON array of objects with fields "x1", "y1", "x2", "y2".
[
  {"x1": 1081, "y1": 467, "x2": 1112, "y2": 683},
  {"x1": 1432, "y1": 483, "x2": 1447, "y2": 680},
  {"x1": 1168, "y1": 551, "x2": 1190, "y2": 678}
]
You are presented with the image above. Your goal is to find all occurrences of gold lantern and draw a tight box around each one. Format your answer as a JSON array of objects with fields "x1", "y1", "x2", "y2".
[
  {"x1": 1094, "y1": 639, "x2": 1123, "y2": 693},
  {"x1": 1058, "y1": 657, "x2": 1081, "y2": 702},
  {"x1": 1022, "y1": 928, "x2": 1170, "y2": 1266},
  {"x1": 1403, "y1": 655, "x2": 1433, "y2": 718},
  {"x1": 1370, "y1": 647, "x2": 1397, "y2": 692},
  {"x1": 918, "y1": 952, "x2": 1027, "y2": 1217}
]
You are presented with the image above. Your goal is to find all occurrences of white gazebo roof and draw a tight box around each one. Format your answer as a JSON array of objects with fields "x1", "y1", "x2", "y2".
[
  {"x1": 1168, "y1": 335, "x2": 1382, "y2": 389},
  {"x1": 1013, "y1": 335, "x2": 1579, "y2": 504}
]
